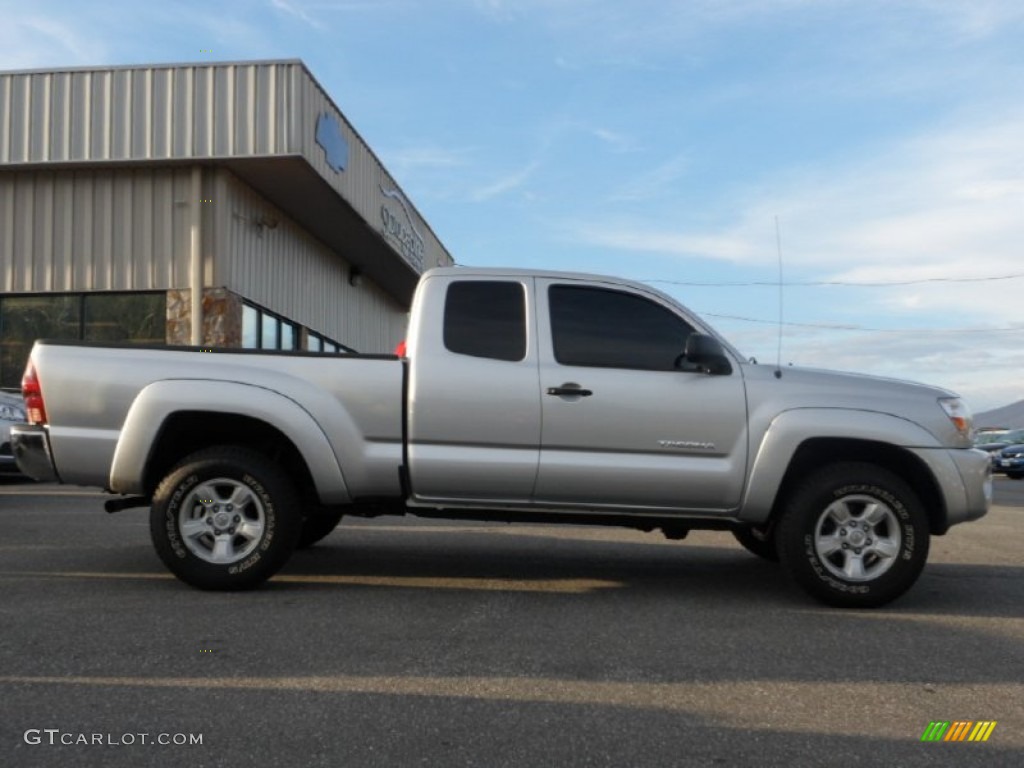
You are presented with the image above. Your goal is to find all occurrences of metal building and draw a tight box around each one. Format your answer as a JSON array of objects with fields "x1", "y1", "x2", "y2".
[{"x1": 0, "y1": 59, "x2": 454, "y2": 388}]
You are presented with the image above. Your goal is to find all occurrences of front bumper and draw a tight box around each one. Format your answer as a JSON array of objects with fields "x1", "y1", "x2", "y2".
[
  {"x1": 10, "y1": 424, "x2": 60, "y2": 483},
  {"x1": 946, "y1": 447, "x2": 991, "y2": 526},
  {"x1": 910, "y1": 446, "x2": 990, "y2": 533}
]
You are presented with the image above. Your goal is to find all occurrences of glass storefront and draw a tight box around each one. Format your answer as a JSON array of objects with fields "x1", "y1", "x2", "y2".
[
  {"x1": 0, "y1": 292, "x2": 165, "y2": 389},
  {"x1": 0, "y1": 291, "x2": 355, "y2": 390}
]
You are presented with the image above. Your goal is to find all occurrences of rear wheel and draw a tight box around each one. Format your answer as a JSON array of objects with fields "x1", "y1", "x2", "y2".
[
  {"x1": 150, "y1": 446, "x2": 301, "y2": 590},
  {"x1": 775, "y1": 462, "x2": 929, "y2": 608},
  {"x1": 1007, "y1": 472, "x2": 1024, "y2": 480},
  {"x1": 731, "y1": 525, "x2": 778, "y2": 561}
]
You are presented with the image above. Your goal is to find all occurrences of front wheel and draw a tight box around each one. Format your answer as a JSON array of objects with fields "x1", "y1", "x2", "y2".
[
  {"x1": 775, "y1": 462, "x2": 929, "y2": 608},
  {"x1": 150, "y1": 446, "x2": 302, "y2": 590}
]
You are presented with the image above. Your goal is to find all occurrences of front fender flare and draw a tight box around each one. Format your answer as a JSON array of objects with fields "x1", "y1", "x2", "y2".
[{"x1": 739, "y1": 408, "x2": 941, "y2": 523}]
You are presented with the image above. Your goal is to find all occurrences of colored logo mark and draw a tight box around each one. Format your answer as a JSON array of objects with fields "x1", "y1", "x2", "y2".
[
  {"x1": 315, "y1": 112, "x2": 349, "y2": 173},
  {"x1": 921, "y1": 721, "x2": 997, "y2": 742}
]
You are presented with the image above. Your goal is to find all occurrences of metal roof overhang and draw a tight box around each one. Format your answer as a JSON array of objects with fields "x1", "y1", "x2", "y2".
[
  {"x1": 0, "y1": 156, "x2": 422, "y2": 305},
  {"x1": 225, "y1": 156, "x2": 421, "y2": 304}
]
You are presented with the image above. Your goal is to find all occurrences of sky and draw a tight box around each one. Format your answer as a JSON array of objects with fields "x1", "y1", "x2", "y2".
[{"x1": 2, "y1": 0, "x2": 1023, "y2": 413}]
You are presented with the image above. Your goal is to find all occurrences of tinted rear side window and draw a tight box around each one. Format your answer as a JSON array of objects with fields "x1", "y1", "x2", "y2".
[
  {"x1": 549, "y1": 285, "x2": 693, "y2": 371},
  {"x1": 444, "y1": 281, "x2": 527, "y2": 362}
]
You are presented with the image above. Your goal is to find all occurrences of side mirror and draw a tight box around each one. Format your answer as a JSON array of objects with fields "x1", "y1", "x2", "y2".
[{"x1": 675, "y1": 334, "x2": 733, "y2": 375}]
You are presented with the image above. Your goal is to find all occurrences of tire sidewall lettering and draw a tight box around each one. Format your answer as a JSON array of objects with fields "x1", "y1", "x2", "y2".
[
  {"x1": 168, "y1": 470, "x2": 275, "y2": 572},
  {"x1": 165, "y1": 472, "x2": 200, "y2": 560},
  {"x1": 802, "y1": 483, "x2": 913, "y2": 595},
  {"x1": 242, "y1": 474, "x2": 276, "y2": 553}
]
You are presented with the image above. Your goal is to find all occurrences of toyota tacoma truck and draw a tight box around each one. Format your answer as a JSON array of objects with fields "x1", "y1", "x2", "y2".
[{"x1": 11, "y1": 267, "x2": 991, "y2": 607}]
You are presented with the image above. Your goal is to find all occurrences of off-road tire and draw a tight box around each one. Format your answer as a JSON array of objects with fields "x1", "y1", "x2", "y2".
[
  {"x1": 775, "y1": 462, "x2": 929, "y2": 608},
  {"x1": 150, "y1": 446, "x2": 301, "y2": 590}
]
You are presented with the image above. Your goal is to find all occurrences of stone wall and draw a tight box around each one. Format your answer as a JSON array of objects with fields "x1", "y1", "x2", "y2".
[{"x1": 165, "y1": 288, "x2": 242, "y2": 347}]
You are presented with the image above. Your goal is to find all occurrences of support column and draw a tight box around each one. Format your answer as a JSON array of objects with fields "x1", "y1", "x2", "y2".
[{"x1": 190, "y1": 166, "x2": 203, "y2": 345}]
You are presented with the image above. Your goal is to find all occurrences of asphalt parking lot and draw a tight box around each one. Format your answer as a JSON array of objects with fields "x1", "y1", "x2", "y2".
[{"x1": 1, "y1": 476, "x2": 1022, "y2": 768}]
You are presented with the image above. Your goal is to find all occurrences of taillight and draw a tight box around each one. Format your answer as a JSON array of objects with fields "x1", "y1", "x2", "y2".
[
  {"x1": 22, "y1": 361, "x2": 48, "y2": 425},
  {"x1": 394, "y1": 340, "x2": 408, "y2": 357}
]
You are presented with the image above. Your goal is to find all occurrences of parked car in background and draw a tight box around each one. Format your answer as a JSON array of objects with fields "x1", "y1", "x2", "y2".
[
  {"x1": 0, "y1": 390, "x2": 27, "y2": 474},
  {"x1": 973, "y1": 429, "x2": 1009, "y2": 447},
  {"x1": 995, "y1": 443, "x2": 1024, "y2": 479},
  {"x1": 975, "y1": 428, "x2": 1024, "y2": 473}
]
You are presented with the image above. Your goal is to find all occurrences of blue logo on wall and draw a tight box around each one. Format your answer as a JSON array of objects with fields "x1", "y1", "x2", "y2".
[{"x1": 315, "y1": 112, "x2": 349, "y2": 173}]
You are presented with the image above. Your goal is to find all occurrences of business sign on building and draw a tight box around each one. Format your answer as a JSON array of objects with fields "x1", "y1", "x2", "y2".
[
  {"x1": 315, "y1": 112, "x2": 349, "y2": 173},
  {"x1": 379, "y1": 185, "x2": 425, "y2": 272}
]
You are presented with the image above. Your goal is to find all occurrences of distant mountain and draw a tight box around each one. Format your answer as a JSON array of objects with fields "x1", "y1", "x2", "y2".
[{"x1": 975, "y1": 400, "x2": 1024, "y2": 429}]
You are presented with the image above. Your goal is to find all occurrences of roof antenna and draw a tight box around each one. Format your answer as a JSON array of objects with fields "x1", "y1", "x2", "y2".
[{"x1": 774, "y1": 215, "x2": 784, "y2": 379}]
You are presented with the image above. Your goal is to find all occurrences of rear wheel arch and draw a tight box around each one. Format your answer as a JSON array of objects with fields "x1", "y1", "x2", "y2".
[{"x1": 143, "y1": 412, "x2": 319, "y2": 508}]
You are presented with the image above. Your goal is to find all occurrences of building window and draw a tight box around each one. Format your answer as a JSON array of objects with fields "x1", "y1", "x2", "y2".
[
  {"x1": 83, "y1": 294, "x2": 164, "y2": 343},
  {"x1": 241, "y1": 301, "x2": 340, "y2": 353},
  {"x1": 303, "y1": 328, "x2": 353, "y2": 355},
  {"x1": 260, "y1": 313, "x2": 279, "y2": 350},
  {"x1": 242, "y1": 305, "x2": 259, "y2": 349},
  {"x1": 0, "y1": 292, "x2": 166, "y2": 389}
]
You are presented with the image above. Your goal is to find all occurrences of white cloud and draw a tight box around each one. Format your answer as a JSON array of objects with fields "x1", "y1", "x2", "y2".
[
  {"x1": 270, "y1": 0, "x2": 327, "y2": 29},
  {"x1": 608, "y1": 154, "x2": 689, "y2": 201},
  {"x1": 768, "y1": 326, "x2": 1024, "y2": 412},
  {"x1": 578, "y1": 109, "x2": 1024, "y2": 318},
  {"x1": 385, "y1": 146, "x2": 474, "y2": 171},
  {"x1": 470, "y1": 160, "x2": 542, "y2": 201},
  {"x1": 0, "y1": 15, "x2": 108, "y2": 69}
]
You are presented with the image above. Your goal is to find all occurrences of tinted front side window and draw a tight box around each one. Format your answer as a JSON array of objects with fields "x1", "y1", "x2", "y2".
[
  {"x1": 444, "y1": 281, "x2": 526, "y2": 362},
  {"x1": 549, "y1": 286, "x2": 694, "y2": 371}
]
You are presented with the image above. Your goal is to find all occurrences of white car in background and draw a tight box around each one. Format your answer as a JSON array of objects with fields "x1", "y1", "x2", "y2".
[{"x1": 0, "y1": 390, "x2": 27, "y2": 474}]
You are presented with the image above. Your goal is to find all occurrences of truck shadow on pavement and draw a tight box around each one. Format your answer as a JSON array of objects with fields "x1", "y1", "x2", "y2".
[{"x1": 283, "y1": 524, "x2": 1024, "y2": 620}]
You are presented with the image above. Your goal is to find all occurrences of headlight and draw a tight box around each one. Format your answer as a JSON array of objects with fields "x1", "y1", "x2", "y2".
[{"x1": 939, "y1": 397, "x2": 972, "y2": 439}]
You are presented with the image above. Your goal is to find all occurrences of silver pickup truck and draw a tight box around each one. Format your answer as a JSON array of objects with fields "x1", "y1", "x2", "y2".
[{"x1": 12, "y1": 267, "x2": 991, "y2": 606}]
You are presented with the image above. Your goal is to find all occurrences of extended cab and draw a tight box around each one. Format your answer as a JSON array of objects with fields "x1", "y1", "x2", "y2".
[{"x1": 12, "y1": 268, "x2": 991, "y2": 606}]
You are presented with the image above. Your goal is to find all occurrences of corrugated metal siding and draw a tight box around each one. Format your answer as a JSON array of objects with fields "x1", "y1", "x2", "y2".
[
  {"x1": 0, "y1": 61, "x2": 453, "y2": 271},
  {"x1": 0, "y1": 62, "x2": 300, "y2": 164},
  {"x1": 0, "y1": 168, "x2": 193, "y2": 293},
  {"x1": 215, "y1": 169, "x2": 406, "y2": 353}
]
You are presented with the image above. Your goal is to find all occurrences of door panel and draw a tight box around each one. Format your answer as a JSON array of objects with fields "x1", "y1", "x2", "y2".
[{"x1": 533, "y1": 280, "x2": 748, "y2": 512}]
